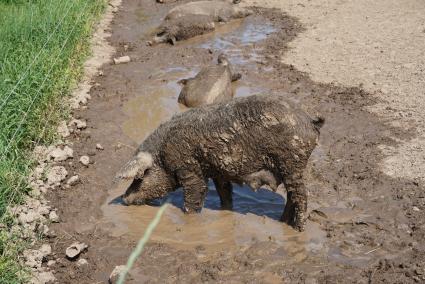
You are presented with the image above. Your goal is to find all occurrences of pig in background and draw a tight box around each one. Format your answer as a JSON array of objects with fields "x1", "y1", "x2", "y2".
[{"x1": 178, "y1": 54, "x2": 241, "y2": 107}]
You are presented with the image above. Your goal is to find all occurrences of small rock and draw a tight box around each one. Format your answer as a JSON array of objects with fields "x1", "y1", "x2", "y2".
[
  {"x1": 79, "y1": 156, "x2": 90, "y2": 166},
  {"x1": 413, "y1": 206, "x2": 420, "y2": 212},
  {"x1": 49, "y1": 211, "x2": 59, "y2": 223},
  {"x1": 69, "y1": 119, "x2": 87, "y2": 130},
  {"x1": 65, "y1": 242, "x2": 88, "y2": 260},
  {"x1": 23, "y1": 249, "x2": 44, "y2": 268},
  {"x1": 18, "y1": 211, "x2": 40, "y2": 224},
  {"x1": 113, "y1": 56, "x2": 131, "y2": 65},
  {"x1": 40, "y1": 244, "x2": 52, "y2": 257},
  {"x1": 57, "y1": 121, "x2": 70, "y2": 138},
  {"x1": 31, "y1": 271, "x2": 56, "y2": 284},
  {"x1": 66, "y1": 175, "x2": 80, "y2": 186},
  {"x1": 46, "y1": 166, "x2": 68, "y2": 186},
  {"x1": 47, "y1": 260, "x2": 56, "y2": 267},
  {"x1": 48, "y1": 146, "x2": 73, "y2": 162},
  {"x1": 77, "y1": 258, "x2": 88, "y2": 267},
  {"x1": 96, "y1": 143, "x2": 104, "y2": 150},
  {"x1": 109, "y1": 265, "x2": 126, "y2": 284}
]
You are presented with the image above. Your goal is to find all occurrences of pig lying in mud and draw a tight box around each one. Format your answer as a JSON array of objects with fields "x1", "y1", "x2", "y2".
[
  {"x1": 149, "y1": 1, "x2": 251, "y2": 45},
  {"x1": 157, "y1": 0, "x2": 241, "y2": 4},
  {"x1": 178, "y1": 54, "x2": 241, "y2": 107},
  {"x1": 115, "y1": 95, "x2": 324, "y2": 231},
  {"x1": 148, "y1": 15, "x2": 216, "y2": 45},
  {"x1": 165, "y1": 1, "x2": 251, "y2": 22}
]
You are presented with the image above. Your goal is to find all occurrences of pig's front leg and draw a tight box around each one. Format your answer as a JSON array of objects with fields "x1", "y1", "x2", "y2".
[
  {"x1": 213, "y1": 177, "x2": 233, "y2": 210},
  {"x1": 281, "y1": 171, "x2": 308, "y2": 232},
  {"x1": 177, "y1": 169, "x2": 208, "y2": 213}
]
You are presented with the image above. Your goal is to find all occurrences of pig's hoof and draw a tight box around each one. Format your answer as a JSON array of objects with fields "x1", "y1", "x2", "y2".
[
  {"x1": 183, "y1": 206, "x2": 202, "y2": 214},
  {"x1": 220, "y1": 202, "x2": 233, "y2": 210},
  {"x1": 281, "y1": 210, "x2": 306, "y2": 232}
]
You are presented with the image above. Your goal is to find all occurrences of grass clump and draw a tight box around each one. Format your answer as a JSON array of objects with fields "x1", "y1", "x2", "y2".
[{"x1": 0, "y1": 0, "x2": 106, "y2": 282}]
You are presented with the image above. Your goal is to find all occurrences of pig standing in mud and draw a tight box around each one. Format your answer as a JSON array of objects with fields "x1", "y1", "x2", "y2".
[
  {"x1": 149, "y1": 1, "x2": 252, "y2": 45},
  {"x1": 178, "y1": 54, "x2": 241, "y2": 107},
  {"x1": 115, "y1": 95, "x2": 323, "y2": 231}
]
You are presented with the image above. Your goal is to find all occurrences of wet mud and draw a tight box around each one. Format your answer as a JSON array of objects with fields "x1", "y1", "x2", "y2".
[{"x1": 46, "y1": 1, "x2": 425, "y2": 283}]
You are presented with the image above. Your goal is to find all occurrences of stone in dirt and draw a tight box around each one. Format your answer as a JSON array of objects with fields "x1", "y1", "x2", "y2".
[
  {"x1": 109, "y1": 265, "x2": 126, "y2": 284},
  {"x1": 49, "y1": 211, "x2": 59, "y2": 223},
  {"x1": 30, "y1": 271, "x2": 56, "y2": 284},
  {"x1": 96, "y1": 143, "x2": 104, "y2": 150},
  {"x1": 113, "y1": 56, "x2": 131, "y2": 64},
  {"x1": 79, "y1": 156, "x2": 90, "y2": 166},
  {"x1": 23, "y1": 244, "x2": 51, "y2": 269},
  {"x1": 77, "y1": 258, "x2": 88, "y2": 267},
  {"x1": 57, "y1": 121, "x2": 70, "y2": 138},
  {"x1": 66, "y1": 175, "x2": 80, "y2": 186},
  {"x1": 47, "y1": 146, "x2": 73, "y2": 162},
  {"x1": 65, "y1": 242, "x2": 88, "y2": 260},
  {"x1": 46, "y1": 166, "x2": 68, "y2": 186},
  {"x1": 69, "y1": 119, "x2": 87, "y2": 130}
]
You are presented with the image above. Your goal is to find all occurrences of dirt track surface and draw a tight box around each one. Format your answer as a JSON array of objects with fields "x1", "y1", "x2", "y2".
[{"x1": 45, "y1": 0, "x2": 425, "y2": 283}]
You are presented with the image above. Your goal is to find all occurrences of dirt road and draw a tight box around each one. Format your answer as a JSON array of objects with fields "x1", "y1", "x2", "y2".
[{"x1": 45, "y1": 0, "x2": 425, "y2": 283}]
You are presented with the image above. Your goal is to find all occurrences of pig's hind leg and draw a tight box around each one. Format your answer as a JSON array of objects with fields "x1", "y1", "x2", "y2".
[
  {"x1": 213, "y1": 177, "x2": 233, "y2": 210},
  {"x1": 177, "y1": 169, "x2": 208, "y2": 213},
  {"x1": 280, "y1": 170, "x2": 308, "y2": 232}
]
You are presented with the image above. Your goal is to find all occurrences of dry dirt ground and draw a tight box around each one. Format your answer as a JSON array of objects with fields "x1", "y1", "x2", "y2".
[{"x1": 42, "y1": 0, "x2": 425, "y2": 283}]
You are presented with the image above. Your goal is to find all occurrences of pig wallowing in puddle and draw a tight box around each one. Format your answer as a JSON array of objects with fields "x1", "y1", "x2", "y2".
[
  {"x1": 115, "y1": 95, "x2": 324, "y2": 231},
  {"x1": 178, "y1": 54, "x2": 241, "y2": 107},
  {"x1": 148, "y1": 1, "x2": 252, "y2": 45}
]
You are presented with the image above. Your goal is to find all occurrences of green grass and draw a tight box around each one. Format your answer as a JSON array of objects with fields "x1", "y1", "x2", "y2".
[{"x1": 0, "y1": 0, "x2": 106, "y2": 282}]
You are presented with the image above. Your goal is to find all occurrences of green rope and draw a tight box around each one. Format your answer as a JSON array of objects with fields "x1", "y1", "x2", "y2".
[{"x1": 116, "y1": 202, "x2": 169, "y2": 284}]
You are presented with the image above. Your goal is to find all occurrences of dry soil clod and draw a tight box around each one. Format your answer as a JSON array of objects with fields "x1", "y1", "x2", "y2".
[
  {"x1": 66, "y1": 175, "x2": 80, "y2": 186},
  {"x1": 113, "y1": 56, "x2": 131, "y2": 64},
  {"x1": 65, "y1": 242, "x2": 88, "y2": 260},
  {"x1": 79, "y1": 156, "x2": 90, "y2": 166},
  {"x1": 109, "y1": 265, "x2": 126, "y2": 284}
]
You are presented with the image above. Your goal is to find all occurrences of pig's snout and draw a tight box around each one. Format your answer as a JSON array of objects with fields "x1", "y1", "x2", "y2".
[{"x1": 121, "y1": 194, "x2": 145, "y2": 206}]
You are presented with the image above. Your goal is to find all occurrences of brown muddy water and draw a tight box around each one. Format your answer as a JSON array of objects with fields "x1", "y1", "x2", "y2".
[
  {"x1": 102, "y1": 15, "x2": 361, "y2": 267},
  {"x1": 47, "y1": 2, "x2": 423, "y2": 283}
]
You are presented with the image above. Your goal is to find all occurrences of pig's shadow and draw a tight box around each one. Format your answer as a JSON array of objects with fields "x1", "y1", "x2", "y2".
[{"x1": 110, "y1": 180, "x2": 286, "y2": 221}]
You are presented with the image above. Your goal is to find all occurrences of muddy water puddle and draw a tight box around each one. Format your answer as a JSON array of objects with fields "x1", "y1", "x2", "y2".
[{"x1": 101, "y1": 14, "x2": 374, "y2": 266}]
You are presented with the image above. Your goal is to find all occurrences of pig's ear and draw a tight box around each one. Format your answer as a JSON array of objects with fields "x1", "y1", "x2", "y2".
[{"x1": 114, "y1": 151, "x2": 153, "y2": 181}]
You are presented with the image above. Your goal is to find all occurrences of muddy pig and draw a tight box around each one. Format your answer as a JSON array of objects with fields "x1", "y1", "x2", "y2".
[
  {"x1": 149, "y1": 1, "x2": 251, "y2": 45},
  {"x1": 115, "y1": 94, "x2": 324, "y2": 231},
  {"x1": 165, "y1": 1, "x2": 252, "y2": 23},
  {"x1": 148, "y1": 15, "x2": 216, "y2": 45},
  {"x1": 178, "y1": 54, "x2": 241, "y2": 107}
]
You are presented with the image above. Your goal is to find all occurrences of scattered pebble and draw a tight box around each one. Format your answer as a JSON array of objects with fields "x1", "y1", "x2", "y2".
[
  {"x1": 77, "y1": 258, "x2": 88, "y2": 267},
  {"x1": 96, "y1": 143, "x2": 104, "y2": 150},
  {"x1": 49, "y1": 211, "x2": 59, "y2": 223},
  {"x1": 66, "y1": 175, "x2": 80, "y2": 186},
  {"x1": 65, "y1": 242, "x2": 88, "y2": 260},
  {"x1": 109, "y1": 265, "x2": 126, "y2": 284},
  {"x1": 69, "y1": 119, "x2": 87, "y2": 130},
  {"x1": 47, "y1": 260, "x2": 56, "y2": 267},
  {"x1": 31, "y1": 271, "x2": 56, "y2": 284},
  {"x1": 57, "y1": 121, "x2": 70, "y2": 138},
  {"x1": 79, "y1": 156, "x2": 90, "y2": 166},
  {"x1": 46, "y1": 166, "x2": 68, "y2": 186},
  {"x1": 48, "y1": 146, "x2": 73, "y2": 162},
  {"x1": 113, "y1": 56, "x2": 131, "y2": 64},
  {"x1": 413, "y1": 206, "x2": 420, "y2": 212},
  {"x1": 40, "y1": 244, "x2": 52, "y2": 256}
]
